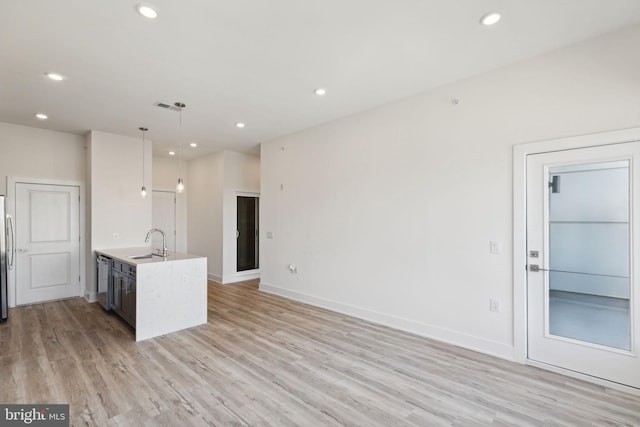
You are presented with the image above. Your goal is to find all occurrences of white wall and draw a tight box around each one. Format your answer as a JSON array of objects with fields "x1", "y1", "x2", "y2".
[
  {"x1": 260, "y1": 24, "x2": 640, "y2": 360},
  {"x1": 153, "y1": 156, "x2": 184, "y2": 188},
  {"x1": 186, "y1": 151, "x2": 260, "y2": 283},
  {"x1": 152, "y1": 156, "x2": 187, "y2": 252},
  {"x1": 187, "y1": 152, "x2": 224, "y2": 281},
  {"x1": 0, "y1": 122, "x2": 86, "y2": 306},
  {"x1": 0, "y1": 122, "x2": 85, "y2": 193},
  {"x1": 88, "y1": 130, "x2": 152, "y2": 297},
  {"x1": 222, "y1": 151, "x2": 260, "y2": 283}
]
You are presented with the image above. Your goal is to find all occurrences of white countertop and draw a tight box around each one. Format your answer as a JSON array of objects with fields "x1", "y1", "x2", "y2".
[
  {"x1": 95, "y1": 247, "x2": 204, "y2": 265},
  {"x1": 95, "y1": 247, "x2": 208, "y2": 341}
]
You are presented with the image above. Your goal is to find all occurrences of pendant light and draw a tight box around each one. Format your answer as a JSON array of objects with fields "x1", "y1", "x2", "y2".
[
  {"x1": 175, "y1": 102, "x2": 186, "y2": 193},
  {"x1": 139, "y1": 127, "x2": 148, "y2": 198}
]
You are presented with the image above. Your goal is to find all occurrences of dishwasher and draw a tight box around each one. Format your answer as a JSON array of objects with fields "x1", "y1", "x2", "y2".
[{"x1": 97, "y1": 255, "x2": 112, "y2": 310}]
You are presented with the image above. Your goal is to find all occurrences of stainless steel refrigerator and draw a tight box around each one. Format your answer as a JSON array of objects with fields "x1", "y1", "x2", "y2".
[{"x1": 1, "y1": 195, "x2": 9, "y2": 322}]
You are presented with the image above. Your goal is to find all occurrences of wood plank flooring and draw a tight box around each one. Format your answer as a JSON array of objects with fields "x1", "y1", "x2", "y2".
[{"x1": 1, "y1": 279, "x2": 640, "y2": 426}]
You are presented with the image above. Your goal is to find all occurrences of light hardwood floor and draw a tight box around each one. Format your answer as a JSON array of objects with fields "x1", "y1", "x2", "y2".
[{"x1": 1, "y1": 279, "x2": 640, "y2": 426}]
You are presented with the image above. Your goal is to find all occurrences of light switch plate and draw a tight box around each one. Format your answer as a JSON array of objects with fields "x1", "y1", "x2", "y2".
[{"x1": 490, "y1": 240, "x2": 501, "y2": 254}]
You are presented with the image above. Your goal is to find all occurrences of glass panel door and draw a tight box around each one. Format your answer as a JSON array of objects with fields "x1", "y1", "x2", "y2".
[
  {"x1": 237, "y1": 196, "x2": 259, "y2": 272},
  {"x1": 526, "y1": 141, "x2": 640, "y2": 389},
  {"x1": 547, "y1": 161, "x2": 630, "y2": 350}
]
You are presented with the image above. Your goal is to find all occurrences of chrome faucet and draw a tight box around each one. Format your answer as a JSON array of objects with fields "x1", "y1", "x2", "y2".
[{"x1": 145, "y1": 228, "x2": 168, "y2": 257}]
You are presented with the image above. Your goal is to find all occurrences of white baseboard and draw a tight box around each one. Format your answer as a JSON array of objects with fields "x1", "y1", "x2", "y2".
[
  {"x1": 223, "y1": 272, "x2": 260, "y2": 284},
  {"x1": 208, "y1": 273, "x2": 223, "y2": 283},
  {"x1": 259, "y1": 282, "x2": 515, "y2": 361},
  {"x1": 85, "y1": 292, "x2": 97, "y2": 303},
  {"x1": 209, "y1": 271, "x2": 260, "y2": 284}
]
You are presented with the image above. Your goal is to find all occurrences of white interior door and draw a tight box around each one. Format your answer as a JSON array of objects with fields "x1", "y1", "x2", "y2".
[
  {"x1": 15, "y1": 183, "x2": 81, "y2": 305},
  {"x1": 152, "y1": 190, "x2": 176, "y2": 254},
  {"x1": 527, "y1": 142, "x2": 640, "y2": 389}
]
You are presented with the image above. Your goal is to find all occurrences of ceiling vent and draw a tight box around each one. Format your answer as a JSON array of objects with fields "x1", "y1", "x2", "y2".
[{"x1": 154, "y1": 102, "x2": 183, "y2": 112}]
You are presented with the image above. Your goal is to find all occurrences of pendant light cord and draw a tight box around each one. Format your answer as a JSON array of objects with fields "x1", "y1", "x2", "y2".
[
  {"x1": 174, "y1": 102, "x2": 186, "y2": 193},
  {"x1": 139, "y1": 126, "x2": 149, "y2": 196},
  {"x1": 142, "y1": 129, "x2": 145, "y2": 187},
  {"x1": 179, "y1": 108, "x2": 182, "y2": 177}
]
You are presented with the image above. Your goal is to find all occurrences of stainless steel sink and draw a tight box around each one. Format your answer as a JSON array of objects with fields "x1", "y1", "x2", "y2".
[{"x1": 127, "y1": 253, "x2": 163, "y2": 260}]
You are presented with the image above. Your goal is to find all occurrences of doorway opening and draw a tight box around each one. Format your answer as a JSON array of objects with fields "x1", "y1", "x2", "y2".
[{"x1": 237, "y1": 195, "x2": 259, "y2": 272}]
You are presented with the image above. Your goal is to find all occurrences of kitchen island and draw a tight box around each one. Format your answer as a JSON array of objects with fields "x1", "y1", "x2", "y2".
[{"x1": 95, "y1": 247, "x2": 207, "y2": 341}]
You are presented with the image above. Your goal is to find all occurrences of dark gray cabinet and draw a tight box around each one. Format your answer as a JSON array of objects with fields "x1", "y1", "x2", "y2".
[
  {"x1": 111, "y1": 261, "x2": 136, "y2": 328},
  {"x1": 112, "y1": 270, "x2": 122, "y2": 312}
]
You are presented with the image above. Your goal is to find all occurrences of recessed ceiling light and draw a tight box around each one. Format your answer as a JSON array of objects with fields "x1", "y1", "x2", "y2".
[
  {"x1": 190, "y1": 142, "x2": 198, "y2": 148},
  {"x1": 136, "y1": 3, "x2": 158, "y2": 19},
  {"x1": 45, "y1": 72, "x2": 64, "y2": 81},
  {"x1": 480, "y1": 12, "x2": 501, "y2": 26},
  {"x1": 35, "y1": 113, "x2": 48, "y2": 120},
  {"x1": 168, "y1": 151, "x2": 176, "y2": 156},
  {"x1": 236, "y1": 122, "x2": 245, "y2": 128},
  {"x1": 314, "y1": 88, "x2": 327, "y2": 96}
]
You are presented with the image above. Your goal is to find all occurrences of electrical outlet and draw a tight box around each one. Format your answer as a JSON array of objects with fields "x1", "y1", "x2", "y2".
[
  {"x1": 490, "y1": 298, "x2": 501, "y2": 313},
  {"x1": 490, "y1": 240, "x2": 502, "y2": 255},
  {"x1": 112, "y1": 232, "x2": 120, "y2": 241},
  {"x1": 288, "y1": 264, "x2": 297, "y2": 274},
  {"x1": 266, "y1": 231, "x2": 274, "y2": 239}
]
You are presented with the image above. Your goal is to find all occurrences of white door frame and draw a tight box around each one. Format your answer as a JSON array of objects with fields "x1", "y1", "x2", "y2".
[
  {"x1": 5, "y1": 177, "x2": 86, "y2": 308},
  {"x1": 152, "y1": 186, "x2": 186, "y2": 253},
  {"x1": 152, "y1": 189, "x2": 177, "y2": 253},
  {"x1": 513, "y1": 126, "x2": 640, "y2": 394}
]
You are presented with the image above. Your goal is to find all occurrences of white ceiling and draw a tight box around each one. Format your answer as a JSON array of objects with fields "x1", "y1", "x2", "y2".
[{"x1": 1, "y1": 0, "x2": 640, "y2": 159}]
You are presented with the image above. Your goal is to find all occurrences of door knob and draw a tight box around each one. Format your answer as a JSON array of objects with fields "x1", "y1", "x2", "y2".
[
  {"x1": 17, "y1": 248, "x2": 29, "y2": 253},
  {"x1": 528, "y1": 264, "x2": 548, "y2": 272}
]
